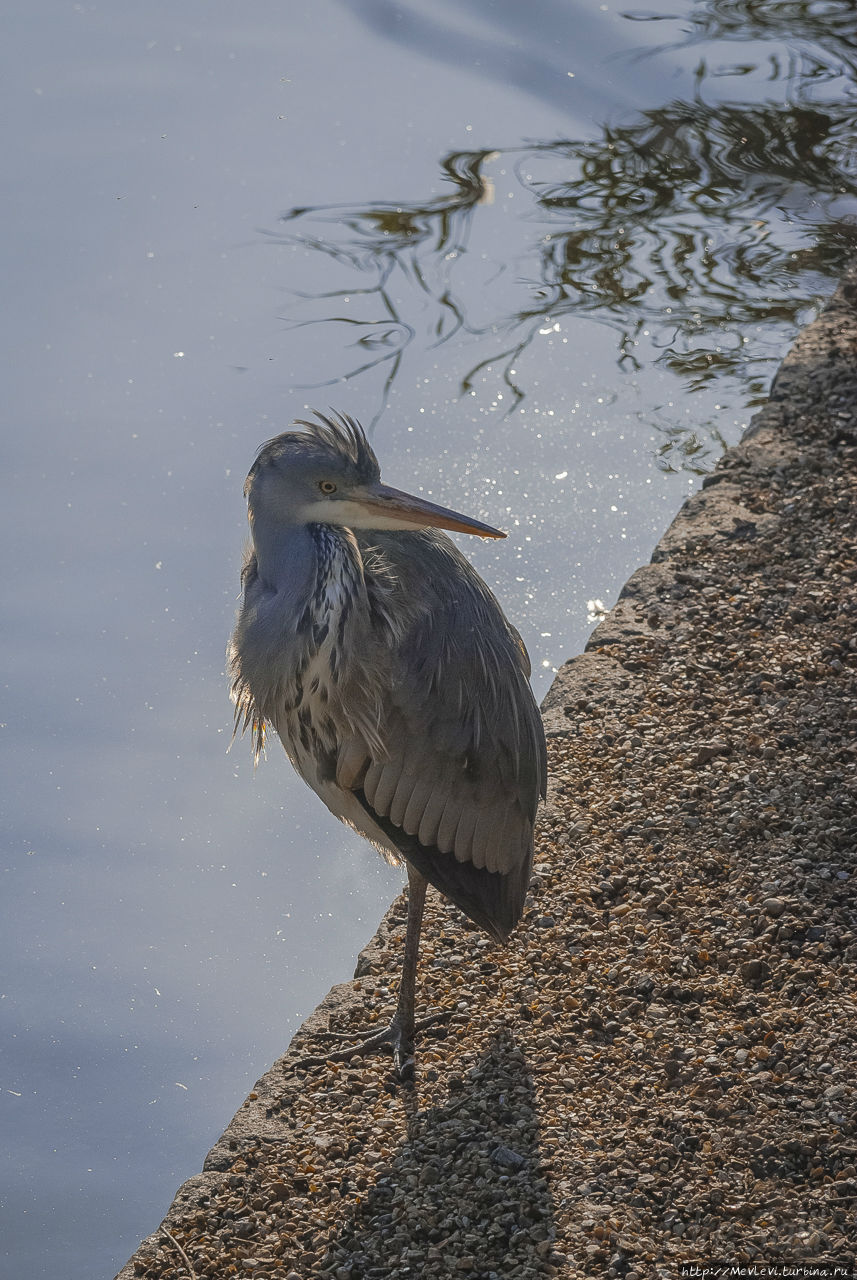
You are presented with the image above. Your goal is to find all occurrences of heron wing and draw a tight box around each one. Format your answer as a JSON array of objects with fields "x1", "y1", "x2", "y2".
[{"x1": 337, "y1": 530, "x2": 546, "y2": 942}]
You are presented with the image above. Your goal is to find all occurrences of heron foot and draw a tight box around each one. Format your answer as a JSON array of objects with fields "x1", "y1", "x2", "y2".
[{"x1": 294, "y1": 1009, "x2": 451, "y2": 1080}]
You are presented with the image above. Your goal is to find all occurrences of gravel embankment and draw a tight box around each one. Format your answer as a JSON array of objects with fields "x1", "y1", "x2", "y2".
[{"x1": 118, "y1": 265, "x2": 857, "y2": 1280}]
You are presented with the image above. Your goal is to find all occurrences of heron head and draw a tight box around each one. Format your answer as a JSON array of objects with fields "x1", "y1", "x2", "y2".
[{"x1": 245, "y1": 411, "x2": 506, "y2": 540}]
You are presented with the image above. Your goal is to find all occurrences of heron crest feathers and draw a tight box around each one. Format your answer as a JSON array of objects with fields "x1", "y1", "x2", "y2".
[{"x1": 292, "y1": 410, "x2": 380, "y2": 484}]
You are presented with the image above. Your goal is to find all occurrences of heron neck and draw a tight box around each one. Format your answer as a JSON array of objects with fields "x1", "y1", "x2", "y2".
[
  {"x1": 250, "y1": 517, "x2": 365, "y2": 627},
  {"x1": 250, "y1": 516, "x2": 318, "y2": 605}
]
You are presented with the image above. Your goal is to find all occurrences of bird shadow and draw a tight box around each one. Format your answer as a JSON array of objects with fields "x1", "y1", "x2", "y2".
[{"x1": 322, "y1": 1029, "x2": 559, "y2": 1277}]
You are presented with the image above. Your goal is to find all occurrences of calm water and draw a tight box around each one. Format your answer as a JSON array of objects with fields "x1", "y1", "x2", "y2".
[{"x1": 2, "y1": 2, "x2": 854, "y2": 1276}]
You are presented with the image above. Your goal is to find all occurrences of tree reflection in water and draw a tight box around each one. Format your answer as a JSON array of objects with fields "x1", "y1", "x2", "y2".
[{"x1": 269, "y1": 0, "x2": 857, "y2": 471}]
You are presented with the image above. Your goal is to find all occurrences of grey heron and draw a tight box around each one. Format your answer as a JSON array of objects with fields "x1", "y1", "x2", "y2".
[{"x1": 229, "y1": 412, "x2": 546, "y2": 1077}]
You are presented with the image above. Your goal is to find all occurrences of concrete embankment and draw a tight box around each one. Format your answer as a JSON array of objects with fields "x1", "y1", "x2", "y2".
[{"x1": 118, "y1": 265, "x2": 857, "y2": 1280}]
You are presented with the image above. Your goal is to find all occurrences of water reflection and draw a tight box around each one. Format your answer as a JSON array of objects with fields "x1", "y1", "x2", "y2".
[
  {"x1": 281, "y1": 150, "x2": 496, "y2": 398},
  {"x1": 272, "y1": 0, "x2": 857, "y2": 471},
  {"x1": 668, "y1": 0, "x2": 857, "y2": 68}
]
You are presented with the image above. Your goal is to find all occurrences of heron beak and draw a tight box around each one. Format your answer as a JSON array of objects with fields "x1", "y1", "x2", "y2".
[{"x1": 356, "y1": 483, "x2": 507, "y2": 539}]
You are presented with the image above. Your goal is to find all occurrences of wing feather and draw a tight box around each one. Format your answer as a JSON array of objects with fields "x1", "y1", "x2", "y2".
[
  {"x1": 373, "y1": 761, "x2": 400, "y2": 816},
  {"x1": 474, "y1": 808, "x2": 495, "y2": 871},
  {"x1": 388, "y1": 772, "x2": 414, "y2": 827},
  {"x1": 334, "y1": 528, "x2": 546, "y2": 940},
  {"x1": 453, "y1": 805, "x2": 479, "y2": 865},
  {"x1": 362, "y1": 760, "x2": 384, "y2": 807},
  {"x1": 436, "y1": 792, "x2": 462, "y2": 855},
  {"x1": 402, "y1": 779, "x2": 435, "y2": 836},
  {"x1": 475, "y1": 807, "x2": 508, "y2": 872},
  {"x1": 337, "y1": 738, "x2": 369, "y2": 790},
  {"x1": 417, "y1": 789, "x2": 449, "y2": 847}
]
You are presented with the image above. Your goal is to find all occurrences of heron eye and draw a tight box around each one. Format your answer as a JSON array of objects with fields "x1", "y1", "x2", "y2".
[{"x1": 318, "y1": 480, "x2": 337, "y2": 494}]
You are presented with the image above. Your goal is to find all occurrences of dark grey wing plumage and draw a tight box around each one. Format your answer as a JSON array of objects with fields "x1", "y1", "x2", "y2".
[{"x1": 338, "y1": 530, "x2": 546, "y2": 943}]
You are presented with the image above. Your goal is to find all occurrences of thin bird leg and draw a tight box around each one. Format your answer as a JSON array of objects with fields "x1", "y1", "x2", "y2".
[
  {"x1": 295, "y1": 867, "x2": 449, "y2": 1080},
  {"x1": 389, "y1": 864, "x2": 427, "y2": 1077}
]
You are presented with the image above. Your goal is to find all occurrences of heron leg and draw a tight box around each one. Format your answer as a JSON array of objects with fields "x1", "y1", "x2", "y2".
[
  {"x1": 293, "y1": 867, "x2": 449, "y2": 1080},
  {"x1": 388, "y1": 864, "x2": 427, "y2": 1078}
]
